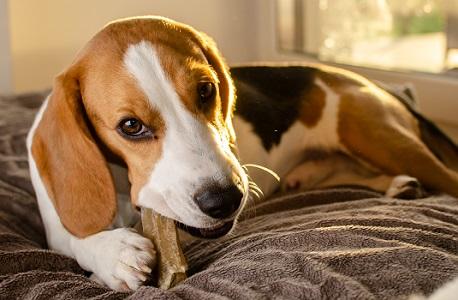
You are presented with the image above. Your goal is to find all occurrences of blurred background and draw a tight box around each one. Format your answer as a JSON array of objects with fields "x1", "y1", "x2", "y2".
[
  {"x1": 0, "y1": 0, "x2": 457, "y2": 139},
  {"x1": 279, "y1": 0, "x2": 458, "y2": 74}
]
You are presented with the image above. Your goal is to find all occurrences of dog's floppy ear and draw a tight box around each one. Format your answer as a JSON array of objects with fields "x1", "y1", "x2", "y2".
[{"x1": 31, "y1": 71, "x2": 116, "y2": 238}]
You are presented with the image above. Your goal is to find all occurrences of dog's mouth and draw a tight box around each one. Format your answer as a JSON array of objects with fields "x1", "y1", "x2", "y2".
[{"x1": 176, "y1": 220, "x2": 234, "y2": 239}]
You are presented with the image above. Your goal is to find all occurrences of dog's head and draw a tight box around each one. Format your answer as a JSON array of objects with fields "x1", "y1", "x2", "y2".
[{"x1": 31, "y1": 16, "x2": 248, "y2": 239}]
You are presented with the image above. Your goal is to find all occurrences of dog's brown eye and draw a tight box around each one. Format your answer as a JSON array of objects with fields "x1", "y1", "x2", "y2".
[
  {"x1": 119, "y1": 118, "x2": 146, "y2": 136},
  {"x1": 198, "y1": 82, "x2": 215, "y2": 104}
]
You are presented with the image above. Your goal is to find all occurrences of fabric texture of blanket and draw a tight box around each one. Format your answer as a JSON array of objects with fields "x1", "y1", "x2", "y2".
[{"x1": 0, "y1": 92, "x2": 457, "y2": 300}]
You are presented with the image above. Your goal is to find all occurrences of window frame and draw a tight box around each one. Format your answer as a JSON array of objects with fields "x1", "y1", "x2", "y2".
[{"x1": 273, "y1": 0, "x2": 458, "y2": 126}]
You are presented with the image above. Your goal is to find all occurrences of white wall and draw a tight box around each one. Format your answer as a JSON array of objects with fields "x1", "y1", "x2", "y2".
[
  {"x1": 0, "y1": 0, "x2": 12, "y2": 94},
  {"x1": 8, "y1": 0, "x2": 260, "y2": 93}
]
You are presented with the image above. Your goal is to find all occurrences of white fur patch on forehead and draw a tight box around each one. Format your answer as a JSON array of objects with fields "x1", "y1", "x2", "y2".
[
  {"x1": 124, "y1": 40, "x2": 176, "y2": 111},
  {"x1": 122, "y1": 40, "x2": 240, "y2": 227},
  {"x1": 123, "y1": 40, "x2": 206, "y2": 142}
]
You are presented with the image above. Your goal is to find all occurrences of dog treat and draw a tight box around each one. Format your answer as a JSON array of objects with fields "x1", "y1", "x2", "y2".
[{"x1": 141, "y1": 208, "x2": 188, "y2": 289}]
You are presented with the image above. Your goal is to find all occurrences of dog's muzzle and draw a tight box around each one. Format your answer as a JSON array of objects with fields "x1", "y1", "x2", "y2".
[
  {"x1": 193, "y1": 183, "x2": 243, "y2": 219},
  {"x1": 174, "y1": 182, "x2": 243, "y2": 239},
  {"x1": 176, "y1": 220, "x2": 235, "y2": 239}
]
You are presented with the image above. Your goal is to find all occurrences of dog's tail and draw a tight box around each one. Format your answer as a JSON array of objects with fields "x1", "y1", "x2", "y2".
[{"x1": 382, "y1": 83, "x2": 458, "y2": 172}]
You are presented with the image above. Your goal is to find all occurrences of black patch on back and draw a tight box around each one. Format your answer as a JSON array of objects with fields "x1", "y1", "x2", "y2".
[{"x1": 231, "y1": 66, "x2": 317, "y2": 151}]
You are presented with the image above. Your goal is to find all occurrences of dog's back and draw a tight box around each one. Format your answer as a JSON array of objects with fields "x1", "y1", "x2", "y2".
[{"x1": 230, "y1": 64, "x2": 458, "y2": 196}]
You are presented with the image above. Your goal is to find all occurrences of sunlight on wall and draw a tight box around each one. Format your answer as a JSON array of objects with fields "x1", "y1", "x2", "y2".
[{"x1": 9, "y1": 0, "x2": 259, "y2": 93}]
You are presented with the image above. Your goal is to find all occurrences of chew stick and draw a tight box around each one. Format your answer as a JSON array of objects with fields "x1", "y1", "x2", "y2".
[{"x1": 141, "y1": 208, "x2": 188, "y2": 289}]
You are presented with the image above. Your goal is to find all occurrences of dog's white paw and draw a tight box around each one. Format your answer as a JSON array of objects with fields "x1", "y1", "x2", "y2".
[
  {"x1": 386, "y1": 175, "x2": 425, "y2": 199},
  {"x1": 77, "y1": 228, "x2": 156, "y2": 291}
]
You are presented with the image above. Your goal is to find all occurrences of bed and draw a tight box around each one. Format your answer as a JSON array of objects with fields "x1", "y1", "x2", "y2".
[{"x1": 0, "y1": 91, "x2": 457, "y2": 299}]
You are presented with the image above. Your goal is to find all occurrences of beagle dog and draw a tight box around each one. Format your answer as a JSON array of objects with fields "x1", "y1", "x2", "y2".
[{"x1": 26, "y1": 16, "x2": 458, "y2": 291}]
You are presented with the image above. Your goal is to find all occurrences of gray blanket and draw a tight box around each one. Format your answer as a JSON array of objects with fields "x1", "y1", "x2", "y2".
[{"x1": 0, "y1": 92, "x2": 457, "y2": 299}]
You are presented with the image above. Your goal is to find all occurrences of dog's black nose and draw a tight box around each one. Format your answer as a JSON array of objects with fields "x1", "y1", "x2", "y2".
[{"x1": 194, "y1": 184, "x2": 243, "y2": 219}]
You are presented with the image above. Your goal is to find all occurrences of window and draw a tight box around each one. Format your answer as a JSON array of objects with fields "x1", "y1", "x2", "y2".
[{"x1": 277, "y1": 0, "x2": 457, "y2": 75}]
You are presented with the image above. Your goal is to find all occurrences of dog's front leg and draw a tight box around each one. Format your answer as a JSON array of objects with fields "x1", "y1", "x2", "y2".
[
  {"x1": 70, "y1": 228, "x2": 156, "y2": 291},
  {"x1": 29, "y1": 144, "x2": 156, "y2": 291}
]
